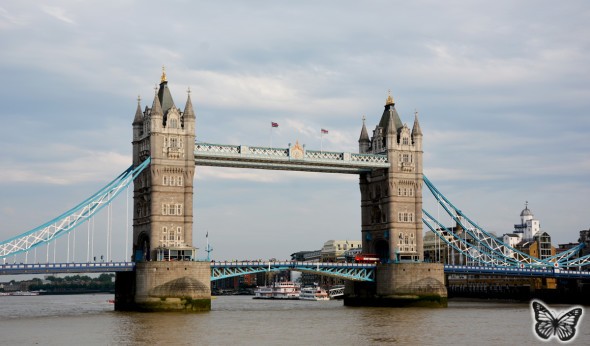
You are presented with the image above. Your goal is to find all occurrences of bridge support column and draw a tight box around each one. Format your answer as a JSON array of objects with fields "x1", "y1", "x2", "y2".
[
  {"x1": 344, "y1": 263, "x2": 447, "y2": 307},
  {"x1": 115, "y1": 261, "x2": 211, "y2": 312}
]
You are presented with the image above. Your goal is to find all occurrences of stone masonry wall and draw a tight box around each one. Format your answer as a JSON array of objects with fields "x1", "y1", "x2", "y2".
[{"x1": 376, "y1": 262, "x2": 447, "y2": 298}]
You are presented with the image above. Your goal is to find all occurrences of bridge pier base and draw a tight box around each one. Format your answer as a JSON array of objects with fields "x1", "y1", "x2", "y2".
[
  {"x1": 344, "y1": 263, "x2": 447, "y2": 307},
  {"x1": 115, "y1": 261, "x2": 211, "y2": 312}
]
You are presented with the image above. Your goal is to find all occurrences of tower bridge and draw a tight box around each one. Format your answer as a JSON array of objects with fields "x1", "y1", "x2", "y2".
[{"x1": 2, "y1": 70, "x2": 590, "y2": 311}]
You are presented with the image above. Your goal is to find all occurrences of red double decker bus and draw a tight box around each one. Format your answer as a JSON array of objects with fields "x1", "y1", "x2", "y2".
[{"x1": 354, "y1": 254, "x2": 379, "y2": 264}]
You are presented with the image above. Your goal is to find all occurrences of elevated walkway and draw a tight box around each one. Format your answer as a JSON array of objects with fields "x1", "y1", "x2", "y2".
[{"x1": 194, "y1": 143, "x2": 389, "y2": 174}]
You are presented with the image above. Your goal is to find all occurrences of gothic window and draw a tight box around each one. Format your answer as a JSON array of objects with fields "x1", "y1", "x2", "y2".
[
  {"x1": 170, "y1": 176, "x2": 176, "y2": 186},
  {"x1": 402, "y1": 137, "x2": 409, "y2": 145},
  {"x1": 397, "y1": 212, "x2": 414, "y2": 223},
  {"x1": 398, "y1": 187, "x2": 402, "y2": 196},
  {"x1": 178, "y1": 176, "x2": 183, "y2": 186},
  {"x1": 176, "y1": 204, "x2": 182, "y2": 215},
  {"x1": 162, "y1": 204, "x2": 167, "y2": 215},
  {"x1": 170, "y1": 118, "x2": 178, "y2": 129},
  {"x1": 163, "y1": 176, "x2": 168, "y2": 185}
]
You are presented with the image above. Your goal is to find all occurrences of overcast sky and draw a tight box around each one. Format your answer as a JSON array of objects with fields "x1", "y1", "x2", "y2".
[{"x1": 1, "y1": 1, "x2": 589, "y2": 263}]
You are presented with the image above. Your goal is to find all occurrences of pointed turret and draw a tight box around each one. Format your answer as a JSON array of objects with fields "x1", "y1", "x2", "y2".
[
  {"x1": 411, "y1": 110, "x2": 423, "y2": 151},
  {"x1": 133, "y1": 96, "x2": 143, "y2": 125},
  {"x1": 358, "y1": 116, "x2": 370, "y2": 153},
  {"x1": 412, "y1": 110, "x2": 422, "y2": 137},
  {"x1": 378, "y1": 90, "x2": 403, "y2": 133},
  {"x1": 385, "y1": 106, "x2": 398, "y2": 150},
  {"x1": 183, "y1": 87, "x2": 195, "y2": 119},
  {"x1": 157, "y1": 66, "x2": 176, "y2": 117},
  {"x1": 151, "y1": 89, "x2": 163, "y2": 117}
]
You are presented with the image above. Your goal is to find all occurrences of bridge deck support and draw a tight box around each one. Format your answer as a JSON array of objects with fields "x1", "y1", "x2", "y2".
[
  {"x1": 115, "y1": 261, "x2": 211, "y2": 312},
  {"x1": 344, "y1": 263, "x2": 447, "y2": 307}
]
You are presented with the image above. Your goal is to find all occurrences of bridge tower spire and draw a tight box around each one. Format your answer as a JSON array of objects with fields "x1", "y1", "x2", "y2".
[
  {"x1": 348, "y1": 90, "x2": 446, "y2": 308},
  {"x1": 118, "y1": 70, "x2": 210, "y2": 312}
]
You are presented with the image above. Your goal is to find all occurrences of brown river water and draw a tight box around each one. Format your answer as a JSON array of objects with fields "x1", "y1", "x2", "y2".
[{"x1": 0, "y1": 294, "x2": 588, "y2": 345}]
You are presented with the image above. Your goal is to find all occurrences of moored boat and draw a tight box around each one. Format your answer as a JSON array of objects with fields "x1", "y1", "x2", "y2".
[
  {"x1": 253, "y1": 281, "x2": 300, "y2": 299},
  {"x1": 299, "y1": 285, "x2": 329, "y2": 301},
  {"x1": 9, "y1": 291, "x2": 40, "y2": 296}
]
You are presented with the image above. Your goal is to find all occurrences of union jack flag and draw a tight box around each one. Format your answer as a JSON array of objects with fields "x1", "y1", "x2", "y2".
[
  {"x1": 321, "y1": 128, "x2": 329, "y2": 134},
  {"x1": 271, "y1": 122, "x2": 279, "y2": 128}
]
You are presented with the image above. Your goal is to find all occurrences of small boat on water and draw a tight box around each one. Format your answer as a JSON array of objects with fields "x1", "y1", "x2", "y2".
[
  {"x1": 253, "y1": 281, "x2": 300, "y2": 300},
  {"x1": 299, "y1": 285, "x2": 329, "y2": 301},
  {"x1": 8, "y1": 291, "x2": 40, "y2": 296}
]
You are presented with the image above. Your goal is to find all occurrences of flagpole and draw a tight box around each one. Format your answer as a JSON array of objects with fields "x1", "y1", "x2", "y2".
[
  {"x1": 206, "y1": 231, "x2": 210, "y2": 261},
  {"x1": 270, "y1": 124, "x2": 272, "y2": 148},
  {"x1": 320, "y1": 131, "x2": 323, "y2": 152}
]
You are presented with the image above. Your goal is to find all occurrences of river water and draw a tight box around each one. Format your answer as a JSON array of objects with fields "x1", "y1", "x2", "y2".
[{"x1": 1, "y1": 294, "x2": 588, "y2": 345}]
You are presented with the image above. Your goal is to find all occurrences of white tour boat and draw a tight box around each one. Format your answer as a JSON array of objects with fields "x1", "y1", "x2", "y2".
[
  {"x1": 253, "y1": 281, "x2": 300, "y2": 299},
  {"x1": 299, "y1": 286, "x2": 330, "y2": 301}
]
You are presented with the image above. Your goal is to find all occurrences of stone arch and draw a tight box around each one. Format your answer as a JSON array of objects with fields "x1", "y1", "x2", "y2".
[
  {"x1": 374, "y1": 239, "x2": 389, "y2": 263},
  {"x1": 136, "y1": 232, "x2": 151, "y2": 261}
]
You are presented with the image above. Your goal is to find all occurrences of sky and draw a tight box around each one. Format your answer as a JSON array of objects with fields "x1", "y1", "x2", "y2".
[{"x1": 0, "y1": 1, "x2": 589, "y2": 264}]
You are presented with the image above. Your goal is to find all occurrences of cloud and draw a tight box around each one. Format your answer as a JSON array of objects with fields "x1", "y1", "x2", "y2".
[
  {"x1": 1, "y1": 1, "x2": 589, "y2": 260},
  {"x1": 41, "y1": 5, "x2": 75, "y2": 25},
  {"x1": 0, "y1": 147, "x2": 129, "y2": 185}
]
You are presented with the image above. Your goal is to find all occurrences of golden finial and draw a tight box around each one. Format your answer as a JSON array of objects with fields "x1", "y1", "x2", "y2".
[
  {"x1": 385, "y1": 89, "x2": 394, "y2": 105},
  {"x1": 161, "y1": 65, "x2": 167, "y2": 83},
  {"x1": 362, "y1": 115, "x2": 366, "y2": 124},
  {"x1": 137, "y1": 95, "x2": 141, "y2": 104},
  {"x1": 187, "y1": 86, "x2": 191, "y2": 95}
]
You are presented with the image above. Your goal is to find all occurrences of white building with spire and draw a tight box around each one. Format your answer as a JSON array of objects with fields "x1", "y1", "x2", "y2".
[{"x1": 502, "y1": 202, "x2": 552, "y2": 259}]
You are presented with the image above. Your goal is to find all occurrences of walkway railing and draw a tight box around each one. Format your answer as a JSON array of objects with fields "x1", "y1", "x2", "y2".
[
  {"x1": 0, "y1": 262, "x2": 135, "y2": 275},
  {"x1": 444, "y1": 264, "x2": 590, "y2": 279},
  {"x1": 194, "y1": 143, "x2": 389, "y2": 174},
  {"x1": 2, "y1": 261, "x2": 589, "y2": 280}
]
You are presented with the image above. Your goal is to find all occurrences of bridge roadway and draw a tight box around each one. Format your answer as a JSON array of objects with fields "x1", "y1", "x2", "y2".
[{"x1": 2, "y1": 262, "x2": 590, "y2": 280}]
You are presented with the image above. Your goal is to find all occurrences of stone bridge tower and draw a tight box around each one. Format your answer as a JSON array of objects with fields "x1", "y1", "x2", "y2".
[
  {"x1": 358, "y1": 92, "x2": 424, "y2": 262},
  {"x1": 116, "y1": 69, "x2": 211, "y2": 312},
  {"x1": 131, "y1": 69, "x2": 196, "y2": 262},
  {"x1": 346, "y1": 91, "x2": 447, "y2": 307}
]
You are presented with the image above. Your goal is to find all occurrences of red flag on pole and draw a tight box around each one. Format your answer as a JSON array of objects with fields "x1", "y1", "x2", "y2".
[
  {"x1": 271, "y1": 122, "x2": 279, "y2": 127},
  {"x1": 321, "y1": 128, "x2": 329, "y2": 134}
]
